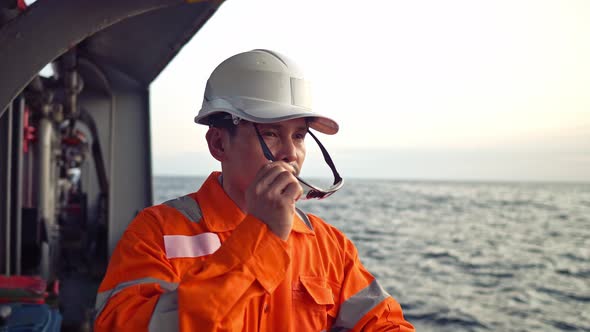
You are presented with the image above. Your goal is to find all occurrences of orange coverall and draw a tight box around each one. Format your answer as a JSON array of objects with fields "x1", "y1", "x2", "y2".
[{"x1": 94, "y1": 172, "x2": 415, "y2": 331}]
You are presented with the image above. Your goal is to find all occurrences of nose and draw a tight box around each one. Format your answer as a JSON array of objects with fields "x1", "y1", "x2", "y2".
[{"x1": 273, "y1": 137, "x2": 298, "y2": 163}]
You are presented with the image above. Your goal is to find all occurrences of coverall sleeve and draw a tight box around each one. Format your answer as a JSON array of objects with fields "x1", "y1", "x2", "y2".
[
  {"x1": 336, "y1": 237, "x2": 415, "y2": 332},
  {"x1": 94, "y1": 210, "x2": 289, "y2": 332}
]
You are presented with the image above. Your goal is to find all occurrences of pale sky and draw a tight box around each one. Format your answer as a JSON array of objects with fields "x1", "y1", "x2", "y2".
[{"x1": 150, "y1": 0, "x2": 590, "y2": 182}]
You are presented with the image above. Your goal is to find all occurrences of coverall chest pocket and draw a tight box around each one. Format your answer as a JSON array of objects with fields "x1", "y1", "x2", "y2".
[{"x1": 293, "y1": 276, "x2": 336, "y2": 331}]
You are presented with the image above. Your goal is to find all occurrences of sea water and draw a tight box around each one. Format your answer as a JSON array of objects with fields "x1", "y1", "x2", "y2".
[{"x1": 153, "y1": 176, "x2": 590, "y2": 331}]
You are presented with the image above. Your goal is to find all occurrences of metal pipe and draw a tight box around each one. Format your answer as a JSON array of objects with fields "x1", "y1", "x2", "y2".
[
  {"x1": 14, "y1": 96, "x2": 24, "y2": 275},
  {"x1": 109, "y1": 97, "x2": 115, "y2": 245},
  {"x1": 3, "y1": 102, "x2": 12, "y2": 276},
  {"x1": 77, "y1": 59, "x2": 110, "y2": 93},
  {"x1": 63, "y1": 50, "x2": 83, "y2": 136},
  {"x1": 79, "y1": 109, "x2": 109, "y2": 195},
  {"x1": 25, "y1": 111, "x2": 33, "y2": 208},
  {"x1": 77, "y1": 59, "x2": 113, "y2": 200},
  {"x1": 37, "y1": 115, "x2": 55, "y2": 280},
  {"x1": 77, "y1": 58, "x2": 114, "y2": 251},
  {"x1": 66, "y1": 70, "x2": 80, "y2": 115},
  {"x1": 144, "y1": 90, "x2": 153, "y2": 206}
]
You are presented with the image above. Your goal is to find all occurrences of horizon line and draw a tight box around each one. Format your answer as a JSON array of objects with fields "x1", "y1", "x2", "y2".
[{"x1": 152, "y1": 173, "x2": 590, "y2": 185}]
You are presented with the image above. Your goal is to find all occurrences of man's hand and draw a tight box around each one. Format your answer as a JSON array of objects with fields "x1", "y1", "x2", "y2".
[{"x1": 245, "y1": 161, "x2": 303, "y2": 241}]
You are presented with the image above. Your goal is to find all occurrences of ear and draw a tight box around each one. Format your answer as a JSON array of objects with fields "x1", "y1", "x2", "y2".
[
  {"x1": 206, "y1": 127, "x2": 227, "y2": 162},
  {"x1": 205, "y1": 127, "x2": 227, "y2": 162}
]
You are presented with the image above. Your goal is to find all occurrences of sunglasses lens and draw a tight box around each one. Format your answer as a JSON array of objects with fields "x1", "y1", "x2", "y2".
[
  {"x1": 298, "y1": 177, "x2": 343, "y2": 200},
  {"x1": 306, "y1": 190, "x2": 326, "y2": 199}
]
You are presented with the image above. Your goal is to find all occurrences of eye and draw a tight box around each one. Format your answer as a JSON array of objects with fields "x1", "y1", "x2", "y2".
[
  {"x1": 294, "y1": 132, "x2": 307, "y2": 141},
  {"x1": 263, "y1": 131, "x2": 278, "y2": 138}
]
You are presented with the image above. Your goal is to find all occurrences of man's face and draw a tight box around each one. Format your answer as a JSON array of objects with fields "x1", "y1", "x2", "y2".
[{"x1": 222, "y1": 118, "x2": 308, "y2": 194}]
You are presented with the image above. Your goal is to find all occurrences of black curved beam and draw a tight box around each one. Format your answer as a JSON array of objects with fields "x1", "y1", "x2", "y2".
[{"x1": 0, "y1": 0, "x2": 188, "y2": 114}]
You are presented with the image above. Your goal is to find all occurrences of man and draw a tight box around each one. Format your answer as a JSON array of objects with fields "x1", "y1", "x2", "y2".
[{"x1": 94, "y1": 49, "x2": 414, "y2": 331}]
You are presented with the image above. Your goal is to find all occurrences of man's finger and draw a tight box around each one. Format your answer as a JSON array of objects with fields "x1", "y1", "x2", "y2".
[
  {"x1": 282, "y1": 181, "x2": 303, "y2": 201},
  {"x1": 268, "y1": 170, "x2": 299, "y2": 196},
  {"x1": 255, "y1": 163, "x2": 289, "y2": 190}
]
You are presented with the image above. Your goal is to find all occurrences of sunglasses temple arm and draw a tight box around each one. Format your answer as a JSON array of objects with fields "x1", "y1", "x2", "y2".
[
  {"x1": 307, "y1": 129, "x2": 342, "y2": 184},
  {"x1": 254, "y1": 124, "x2": 277, "y2": 161}
]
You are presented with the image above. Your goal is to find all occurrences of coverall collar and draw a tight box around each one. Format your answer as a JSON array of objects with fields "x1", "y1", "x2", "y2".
[{"x1": 196, "y1": 172, "x2": 314, "y2": 235}]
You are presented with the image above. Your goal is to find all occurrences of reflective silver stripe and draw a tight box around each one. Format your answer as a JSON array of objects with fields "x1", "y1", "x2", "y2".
[
  {"x1": 331, "y1": 280, "x2": 390, "y2": 331},
  {"x1": 295, "y1": 207, "x2": 313, "y2": 231},
  {"x1": 94, "y1": 277, "x2": 179, "y2": 320},
  {"x1": 149, "y1": 289, "x2": 179, "y2": 332},
  {"x1": 163, "y1": 195, "x2": 202, "y2": 223}
]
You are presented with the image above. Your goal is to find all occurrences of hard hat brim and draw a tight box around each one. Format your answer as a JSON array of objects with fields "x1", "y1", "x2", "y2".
[{"x1": 195, "y1": 97, "x2": 339, "y2": 135}]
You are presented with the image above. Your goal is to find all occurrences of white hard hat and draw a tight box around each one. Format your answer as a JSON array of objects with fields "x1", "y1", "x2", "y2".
[{"x1": 194, "y1": 49, "x2": 339, "y2": 135}]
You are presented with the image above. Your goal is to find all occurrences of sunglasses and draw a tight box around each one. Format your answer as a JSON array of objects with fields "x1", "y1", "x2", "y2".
[{"x1": 253, "y1": 123, "x2": 344, "y2": 200}]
